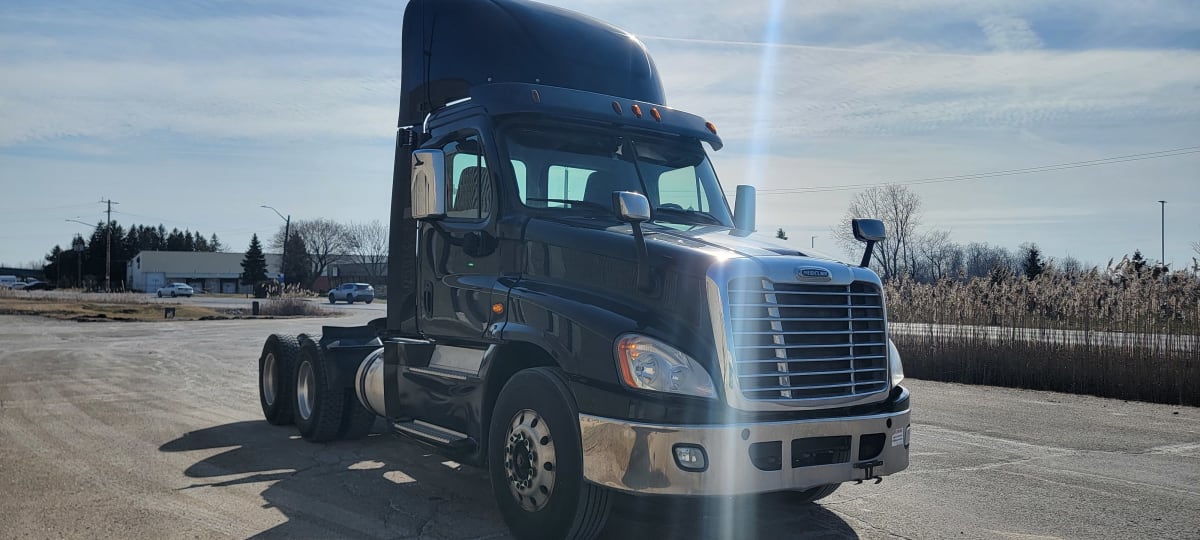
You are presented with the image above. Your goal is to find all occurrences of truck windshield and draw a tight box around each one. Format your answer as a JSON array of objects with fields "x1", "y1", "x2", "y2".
[{"x1": 503, "y1": 124, "x2": 734, "y2": 227}]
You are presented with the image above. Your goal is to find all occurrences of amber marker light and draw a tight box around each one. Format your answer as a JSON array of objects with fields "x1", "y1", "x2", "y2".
[
  {"x1": 615, "y1": 337, "x2": 640, "y2": 387},
  {"x1": 491, "y1": 303, "x2": 505, "y2": 315},
  {"x1": 612, "y1": 101, "x2": 623, "y2": 115},
  {"x1": 705, "y1": 121, "x2": 717, "y2": 134},
  {"x1": 631, "y1": 103, "x2": 643, "y2": 118},
  {"x1": 650, "y1": 108, "x2": 661, "y2": 122}
]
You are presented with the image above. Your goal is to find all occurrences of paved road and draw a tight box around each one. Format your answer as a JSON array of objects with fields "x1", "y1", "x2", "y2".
[{"x1": 1, "y1": 314, "x2": 1197, "y2": 539}]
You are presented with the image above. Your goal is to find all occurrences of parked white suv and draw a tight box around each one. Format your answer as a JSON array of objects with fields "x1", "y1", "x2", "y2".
[
  {"x1": 328, "y1": 283, "x2": 374, "y2": 304},
  {"x1": 156, "y1": 283, "x2": 194, "y2": 298}
]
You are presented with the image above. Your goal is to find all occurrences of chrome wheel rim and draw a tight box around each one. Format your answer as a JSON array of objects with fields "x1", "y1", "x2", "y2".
[
  {"x1": 297, "y1": 360, "x2": 315, "y2": 420},
  {"x1": 262, "y1": 352, "x2": 277, "y2": 406},
  {"x1": 504, "y1": 408, "x2": 557, "y2": 512}
]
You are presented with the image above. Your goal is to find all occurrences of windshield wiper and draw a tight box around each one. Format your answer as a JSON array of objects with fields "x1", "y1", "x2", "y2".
[
  {"x1": 653, "y1": 206, "x2": 723, "y2": 225},
  {"x1": 526, "y1": 198, "x2": 612, "y2": 213}
]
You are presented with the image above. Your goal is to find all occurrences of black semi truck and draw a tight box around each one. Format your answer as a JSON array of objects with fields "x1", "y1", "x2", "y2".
[{"x1": 255, "y1": 1, "x2": 911, "y2": 538}]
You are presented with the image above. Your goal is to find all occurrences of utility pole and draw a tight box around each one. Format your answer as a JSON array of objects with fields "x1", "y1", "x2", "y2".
[
  {"x1": 1158, "y1": 200, "x2": 1166, "y2": 281},
  {"x1": 811, "y1": 235, "x2": 817, "y2": 249},
  {"x1": 261, "y1": 206, "x2": 290, "y2": 284},
  {"x1": 101, "y1": 198, "x2": 119, "y2": 291}
]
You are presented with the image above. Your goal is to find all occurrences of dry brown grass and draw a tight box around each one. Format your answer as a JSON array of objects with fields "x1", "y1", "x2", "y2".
[
  {"x1": 256, "y1": 297, "x2": 330, "y2": 317},
  {"x1": 0, "y1": 297, "x2": 226, "y2": 321},
  {"x1": 0, "y1": 288, "x2": 333, "y2": 321},
  {"x1": 886, "y1": 270, "x2": 1200, "y2": 406}
]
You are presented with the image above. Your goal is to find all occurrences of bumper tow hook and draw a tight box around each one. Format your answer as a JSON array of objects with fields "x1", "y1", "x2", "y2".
[{"x1": 853, "y1": 460, "x2": 884, "y2": 484}]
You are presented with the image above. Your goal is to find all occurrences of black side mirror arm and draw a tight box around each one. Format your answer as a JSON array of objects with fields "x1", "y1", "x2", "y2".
[{"x1": 860, "y1": 240, "x2": 875, "y2": 268}]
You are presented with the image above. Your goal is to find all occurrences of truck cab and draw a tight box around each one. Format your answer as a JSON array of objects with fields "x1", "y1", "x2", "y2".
[{"x1": 254, "y1": 1, "x2": 910, "y2": 539}]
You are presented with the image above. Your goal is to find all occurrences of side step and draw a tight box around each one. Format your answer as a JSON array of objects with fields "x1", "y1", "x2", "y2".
[{"x1": 394, "y1": 419, "x2": 471, "y2": 447}]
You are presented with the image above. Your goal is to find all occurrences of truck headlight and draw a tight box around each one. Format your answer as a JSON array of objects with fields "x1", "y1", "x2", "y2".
[
  {"x1": 888, "y1": 338, "x2": 904, "y2": 387},
  {"x1": 615, "y1": 334, "x2": 716, "y2": 399}
]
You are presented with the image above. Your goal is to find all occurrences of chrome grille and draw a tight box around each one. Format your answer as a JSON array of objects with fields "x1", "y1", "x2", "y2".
[{"x1": 728, "y1": 278, "x2": 888, "y2": 401}]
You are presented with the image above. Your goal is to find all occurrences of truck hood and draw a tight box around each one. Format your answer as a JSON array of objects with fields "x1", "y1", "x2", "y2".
[{"x1": 640, "y1": 223, "x2": 844, "y2": 262}]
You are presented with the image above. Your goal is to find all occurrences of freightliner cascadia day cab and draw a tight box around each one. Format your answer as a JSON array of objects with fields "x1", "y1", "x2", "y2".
[{"x1": 254, "y1": 1, "x2": 911, "y2": 538}]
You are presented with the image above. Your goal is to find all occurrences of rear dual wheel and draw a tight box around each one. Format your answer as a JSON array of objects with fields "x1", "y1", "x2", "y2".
[
  {"x1": 292, "y1": 334, "x2": 376, "y2": 442},
  {"x1": 259, "y1": 334, "x2": 300, "y2": 425}
]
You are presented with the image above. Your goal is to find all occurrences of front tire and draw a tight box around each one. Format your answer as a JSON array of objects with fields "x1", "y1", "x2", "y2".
[
  {"x1": 328, "y1": 293, "x2": 336, "y2": 304},
  {"x1": 489, "y1": 368, "x2": 610, "y2": 540},
  {"x1": 347, "y1": 295, "x2": 355, "y2": 304},
  {"x1": 365, "y1": 298, "x2": 373, "y2": 304},
  {"x1": 259, "y1": 334, "x2": 299, "y2": 425},
  {"x1": 157, "y1": 291, "x2": 162, "y2": 298}
]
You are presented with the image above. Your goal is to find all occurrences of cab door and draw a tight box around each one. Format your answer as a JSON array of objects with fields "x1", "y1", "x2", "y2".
[{"x1": 416, "y1": 127, "x2": 502, "y2": 342}]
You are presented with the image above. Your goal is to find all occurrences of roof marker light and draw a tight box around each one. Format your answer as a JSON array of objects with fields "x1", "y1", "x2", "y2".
[
  {"x1": 705, "y1": 121, "x2": 717, "y2": 134},
  {"x1": 612, "y1": 101, "x2": 623, "y2": 115},
  {"x1": 650, "y1": 108, "x2": 661, "y2": 122},
  {"x1": 631, "y1": 104, "x2": 643, "y2": 118},
  {"x1": 531, "y1": 89, "x2": 541, "y2": 104}
]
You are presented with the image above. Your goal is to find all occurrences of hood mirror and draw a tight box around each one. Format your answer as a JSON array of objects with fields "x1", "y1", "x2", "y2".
[
  {"x1": 612, "y1": 191, "x2": 653, "y2": 291},
  {"x1": 613, "y1": 191, "x2": 650, "y2": 223},
  {"x1": 851, "y1": 218, "x2": 886, "y2": 268}
]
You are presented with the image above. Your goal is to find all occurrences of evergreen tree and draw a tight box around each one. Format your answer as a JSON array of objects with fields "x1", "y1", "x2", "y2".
[
  {"x1": 209, "y1": 233, "x2": 223, "y2": 252},
  {"x1": 775, "y1": 228, "x2": 788, "y2": 240},
  {"x1": 1130, "y1": 250, "x2": 1147, "y2": 278},
  {"x1": 240, "y1": 234, "x2": 269, "y2": 285},
  {"x1": 282, "y1": 231, "x2": 312, "y2": 286},
  {"x1": 182, "y1": 229, "x2": 196, "y2": 251},
  {"x1": 1021, "y1": 243, "x2": 1044, "y2": 280},
  {"x1": 194, "y1": 231, "x2": 209, "y2": 252}
]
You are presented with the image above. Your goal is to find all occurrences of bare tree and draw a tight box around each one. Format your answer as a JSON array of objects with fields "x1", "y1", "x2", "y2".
[
  {"x1": 273, "y1": 218, "x2": 352, "y2": 289},
  {"x1": 345, "y1": 220, "x2": 389, "y2": 285},
  {"x1": 1059, "y1": 255, "x2": 1084, "y2": 278},
  {"x1": 915, "y1": 229, "x2": 955, "y2": 282},
  {"x1": 963, "y1": 242, "x2": 1015, "y2": 279},
  {"x1": 835, "y1": 184, "x2": 922, "y2": 279}
]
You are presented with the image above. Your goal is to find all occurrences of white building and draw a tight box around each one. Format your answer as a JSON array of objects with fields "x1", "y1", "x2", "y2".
[{"x1": 126, "y1": 251, "x2": 281, "y2": 294}]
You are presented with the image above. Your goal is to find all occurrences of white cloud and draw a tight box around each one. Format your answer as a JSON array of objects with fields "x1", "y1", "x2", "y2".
[{"x1": 979, "y1": 14, "x2": 1043, "y2": 51}]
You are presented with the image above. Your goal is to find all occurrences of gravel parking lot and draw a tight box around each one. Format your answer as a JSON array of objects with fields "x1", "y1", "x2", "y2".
[{"x1": 1, "y1": 313, "x2": 1197, "y2": 539}]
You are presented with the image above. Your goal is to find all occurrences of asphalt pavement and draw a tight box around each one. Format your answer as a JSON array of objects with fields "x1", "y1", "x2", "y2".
[{"x1": 0, "y1": 313, "x2": 1197, "y2": 539}]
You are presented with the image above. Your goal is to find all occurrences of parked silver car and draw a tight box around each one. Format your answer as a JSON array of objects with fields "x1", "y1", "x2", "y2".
[
  {"x1": 328, "y1": 282, "x2": 374, "y2": 304},
  {"x1": 156, "y1": 282, "x2": 194, "y2": 297}
]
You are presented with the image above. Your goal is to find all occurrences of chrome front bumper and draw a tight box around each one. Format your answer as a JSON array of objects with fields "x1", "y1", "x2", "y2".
[{"x1": 579, "y1": 408, "x2": 910, "y2": 496}]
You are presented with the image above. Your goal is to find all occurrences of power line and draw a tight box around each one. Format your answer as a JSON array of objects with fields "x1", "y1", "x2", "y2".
[{"x1": 727, "y1": 146, "x2": 1200, "y2": 195}]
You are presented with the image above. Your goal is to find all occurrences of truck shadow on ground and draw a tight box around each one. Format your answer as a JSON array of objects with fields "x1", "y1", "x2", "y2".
[{"x1": 160, "y1": 421, "x2": 859, "y2": 539}]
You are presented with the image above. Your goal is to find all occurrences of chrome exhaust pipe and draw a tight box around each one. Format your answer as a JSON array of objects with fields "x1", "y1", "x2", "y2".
[{"x1": 355, "y1": 347, "x2": 387, "y2": 417}]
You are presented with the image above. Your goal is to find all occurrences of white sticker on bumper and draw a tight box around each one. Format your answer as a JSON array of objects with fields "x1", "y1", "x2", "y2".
[{"x1": 892, "y1": 428, "x2": 905, "y2": 447}]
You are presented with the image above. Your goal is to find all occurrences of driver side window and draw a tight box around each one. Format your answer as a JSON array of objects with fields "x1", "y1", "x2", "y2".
[{"x1": 443, "y1": 134, "x2": 492, "y2": 221}]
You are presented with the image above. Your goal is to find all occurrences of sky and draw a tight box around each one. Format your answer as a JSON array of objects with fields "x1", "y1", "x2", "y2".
[{"x1": 1, "y1": 0, "x2": 1197, "y2": 270}]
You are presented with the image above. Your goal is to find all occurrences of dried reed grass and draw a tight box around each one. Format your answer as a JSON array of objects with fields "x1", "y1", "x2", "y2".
[{"x1": 886, "y1": 269, "x2": 1200, "y2": 405}]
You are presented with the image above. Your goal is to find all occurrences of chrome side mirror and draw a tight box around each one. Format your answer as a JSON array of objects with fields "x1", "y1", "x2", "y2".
[
  {"x1": 612, "y1": 191, "x2": 653, "y2": 291},
  {"x1": 612, "y1": 191, "x2": 650, "y2": 223},
  {"x1": 733, "y1": 184, "x2": 756, "y2": 233},
  {"x1": 411, "y1": 149, "x2": 446, "y2": 220}
]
